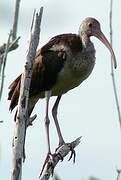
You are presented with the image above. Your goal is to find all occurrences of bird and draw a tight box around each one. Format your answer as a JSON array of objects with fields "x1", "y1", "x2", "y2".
[{"x1": 8, "y1": 17, "x2": 117, "y2": 162}]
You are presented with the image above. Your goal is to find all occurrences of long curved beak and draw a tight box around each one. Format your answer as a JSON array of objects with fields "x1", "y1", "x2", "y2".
[{"x1": 94, "y1": 31, "x2": 117, "y2": 69}]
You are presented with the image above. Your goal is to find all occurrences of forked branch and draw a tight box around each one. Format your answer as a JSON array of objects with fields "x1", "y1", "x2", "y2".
[{"x1": 0, "y1": 0, "x2": 21, "y2": 102}]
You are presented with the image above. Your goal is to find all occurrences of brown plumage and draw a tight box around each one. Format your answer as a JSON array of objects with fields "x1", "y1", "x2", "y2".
[
  {"x1": 8, "y1": 75, "x2": 21, "y2": 110},
  {"x1": 8, "y1": 34, "x2": 83, "y2": 113},
  {"x1": 8, "y1": 18, "x2": 117, "y2": 164}
]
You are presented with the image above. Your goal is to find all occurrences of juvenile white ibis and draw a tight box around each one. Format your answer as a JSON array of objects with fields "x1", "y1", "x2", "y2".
[{"x1": 8, "y1": 17, "x2": 117, "y2": 162}]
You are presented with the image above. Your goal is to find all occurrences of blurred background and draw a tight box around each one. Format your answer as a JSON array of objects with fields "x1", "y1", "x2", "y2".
[{"x1": 0, "y1": 0, "x2": 121, "y2": 179}]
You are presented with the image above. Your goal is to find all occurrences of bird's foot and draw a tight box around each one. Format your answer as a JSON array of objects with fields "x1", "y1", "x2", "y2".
[
  {"x1": 55, "y1": 142, "x2": 76, "y2": 163},
  {"x1": 67, "y1": 143, "x2": 76, "y2": 163}
]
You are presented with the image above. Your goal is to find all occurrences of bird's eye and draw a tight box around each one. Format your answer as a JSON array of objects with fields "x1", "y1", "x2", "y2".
[{"x1": 88, "y1": 23, "x2": 92, "y2": 28}]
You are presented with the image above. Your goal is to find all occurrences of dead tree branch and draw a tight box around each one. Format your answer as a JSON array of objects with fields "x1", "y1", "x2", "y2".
[
  {"x1": 0, "y1": 0, "x2": 21, "y2": 102},
  {"x1": 11, "y1": 7, "x2": 43, "y2": 180},
  {"x1": 39, "y1": 137, "x2": 82, "y2": 180},
  {"x1": 109, "y1": 0, "x2": 121, "y2": 128},
  {"x1": 12, "y1": 0, "x2": 21, "y2": 41},
  {"x1": 0, "y1": 31, "x2": 12, "y2": 100},
  {"x1": 0, "y1": 0, "x2": 21, "y2": 58}
]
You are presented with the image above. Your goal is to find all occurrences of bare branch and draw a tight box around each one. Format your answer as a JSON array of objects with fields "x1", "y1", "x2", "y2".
[
  {"x1": 11, "y1": 7, "x2": 43, "y2": 180},
  {"x1": 0, "y1": 0, "x2": 21, "y2": 56},
  {"x1": 109, "y1": 0, "x2": 121, "y2": 129},
  {"x1": 0, "y1": 31, "x2": 12, "y2": 101},
  {"x1": 12, "y1": 0, "x2": 21, "y2": 41},
  {"x1": 0, "y1": 36, "x2": 20, "y2": 56},
  {"x1": 26, "y1": 114, "x2": 37, "y2": 127},
  {"x1": 0, "y1": 36, "x2": 20, "y2": 75},
  {"x1": 39, "y1": 137, "x2": 82, "y2": 180},
  {"x1": 0, "y1": 36, "x2": 20, "y2": 103},
  {"x1": 0, "y1": 0, "x2": 21, "y2": 102}
]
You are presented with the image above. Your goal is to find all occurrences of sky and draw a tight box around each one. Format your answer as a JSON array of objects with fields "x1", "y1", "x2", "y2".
[{"x1": 0, "y1": 0, "x2": 121, "y2": 180}]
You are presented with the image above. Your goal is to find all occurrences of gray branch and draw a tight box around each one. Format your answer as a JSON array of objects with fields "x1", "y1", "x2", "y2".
[
  {"x1": 0, "y1": 31, "x2": 12, "y2": 101},
  {"x1": 109, "y1": 0, "x2": 121, "y2": 128},
  {"x1": 39, "y1": 137, "x2": 82, "y2": 180},
  {"x1": 0, "y1": 0, "x2": 21, "y2": 56},
  {"x1": 0, "y1": 0, "x2": 21, "y2": 102},
  {"x1": 12, "y1": 0, "x2": 21, "y2": 41},
  {"x1": 11, "y1": 7, "x2": 43, "y2": 180}
]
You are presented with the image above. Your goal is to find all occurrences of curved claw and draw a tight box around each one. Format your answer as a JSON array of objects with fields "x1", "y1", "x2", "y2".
[{"x1": 68, "y1": 145, "x2": 76, "y2": 163}]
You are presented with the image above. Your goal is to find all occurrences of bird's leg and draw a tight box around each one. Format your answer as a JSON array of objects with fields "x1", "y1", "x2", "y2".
[
  {"x1": 44, "y1": 91, "x2": 51, "y2": 154},
  {"x1": 52, "y1": 95, "x2": 76, "y2": 163},
  {"x1": 40, "y1": 91, "x2": 53, "y2": 177},
  {"x1": 52, "y1": 95, "x2": 65, "y2": 147},
  {"x1": 40, "y1": 92, "x2": 64, "y2": 177}
]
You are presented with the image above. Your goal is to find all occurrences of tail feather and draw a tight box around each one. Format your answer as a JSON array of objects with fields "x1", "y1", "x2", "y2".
[
  {"x1": 8, "y1": 75, "x2": 21, "y2": 111},
  {"x1": 8, "y1": 74, "x2": 21, "y2": 90},
  {"x1": 8, "y1": 74, "x2": 39, "y2": 121}
]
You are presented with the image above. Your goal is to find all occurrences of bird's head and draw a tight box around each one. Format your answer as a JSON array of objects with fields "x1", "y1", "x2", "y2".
[{"x1": 79, "y1": 17, "x2": 117, "y2": 69}]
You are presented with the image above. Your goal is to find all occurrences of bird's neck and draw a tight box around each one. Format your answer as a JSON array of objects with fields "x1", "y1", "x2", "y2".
[{"x1": 81, "y1": 33, "x2": 93, "y2": 50}]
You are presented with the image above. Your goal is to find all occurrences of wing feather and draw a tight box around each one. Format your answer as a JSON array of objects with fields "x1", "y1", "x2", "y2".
[{"x1": 8, "y1": 33, "x2": 82, "y2": 111}]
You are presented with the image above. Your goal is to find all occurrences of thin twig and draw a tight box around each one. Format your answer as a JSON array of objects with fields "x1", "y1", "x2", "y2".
[
  {"x1": 11, "y1": 7, "x2": 43, "y2": 180},
  {"x1": 0, "y1": 0, "x2": 21, "y2": 102},
  {"x1": 0, "y1": 36, "x2": 20, "y2": 92},
  {"x1": 0, "y1": 36, "x2": 20, "y2": 76},
  {"x1": 109, "y1": 0, "x2": 121, "y2": 128},
  {"x1": 12, "y1": 0, "x2": 21, "y2": 41},
  {"x1": 26, "y1": 114, "x2": 37, "y2": 127},
  {"x1": 0, "y1": 31, "x2": 12, "y2": 101},
  {"x1": 0, "y1": 0, "x2": 21, "y2": 55},
  {"x1": 0, "y1": 36, "x2": 20, "y2": 56}
]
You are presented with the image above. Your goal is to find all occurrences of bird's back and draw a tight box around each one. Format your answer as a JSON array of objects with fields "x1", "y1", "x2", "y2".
[{"x1": 8, "y1": 33, "x2": 95, "y2": 111}]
